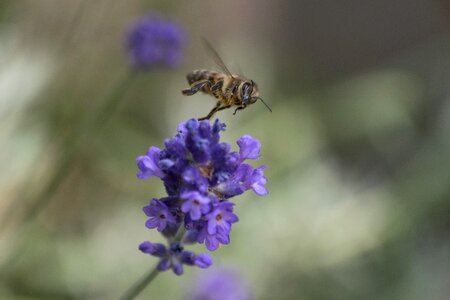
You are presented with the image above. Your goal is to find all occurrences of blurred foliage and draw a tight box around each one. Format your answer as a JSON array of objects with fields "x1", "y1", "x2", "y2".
[{"x1": 0, "y1": 0, "x2": 449, "y2": 300}]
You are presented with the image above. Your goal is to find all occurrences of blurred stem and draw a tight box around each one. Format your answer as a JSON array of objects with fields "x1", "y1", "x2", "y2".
[
  {"x1": 91, "y1": 69, "x2": 138, "y2": 128},
  {"x1": 1, "y1": 70, "x2": 138, "y2": 230},
  {"x1": 118, "y1": 265, "x2": 159, "y2": 300},
  {"x1": 56, "y1": 0, "x2": 88, "y2": 54},
  {"x1": 174, "y1": 226, "x2": 187, "y2": 242}
]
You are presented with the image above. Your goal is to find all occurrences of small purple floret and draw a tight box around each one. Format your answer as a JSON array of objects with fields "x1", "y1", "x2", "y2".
[
  {"x1": 181, "y1": 191, "x2": 211, "y2": 220},
  {"x1": 206, "y1": 201, "x2": 239, "y2": 235},
  {"x1": 136, "y1": 146, "x2": 164, "y2": 179},
  {"x1": 244, "y1": 165, "x2": 269, "y2": 196},
  {"x1": 237, "y1": 134, "x2": 261, "y2": 161},
  {"x1": 143, "y1": 199, "x2": 177, "y2": 232}
]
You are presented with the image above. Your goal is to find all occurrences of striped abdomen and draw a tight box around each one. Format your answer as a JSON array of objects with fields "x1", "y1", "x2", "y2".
[{"x1": 186, "y1": 69, "x2": 225, "y2": 93}]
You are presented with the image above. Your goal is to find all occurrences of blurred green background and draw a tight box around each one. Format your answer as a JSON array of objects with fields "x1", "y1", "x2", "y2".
[{"x1": 1, "y1": 1, "x2": 449, "y2": 299}]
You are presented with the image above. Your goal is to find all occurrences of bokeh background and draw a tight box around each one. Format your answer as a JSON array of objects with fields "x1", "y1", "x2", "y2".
[{"x1": 1, "y1": 1, "x2": 449, "y2": 299}]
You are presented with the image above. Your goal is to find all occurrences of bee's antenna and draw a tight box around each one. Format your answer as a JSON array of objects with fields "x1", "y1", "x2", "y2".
[{"x1": 256, "y1": 97, "x2": 272, "y2": 112}]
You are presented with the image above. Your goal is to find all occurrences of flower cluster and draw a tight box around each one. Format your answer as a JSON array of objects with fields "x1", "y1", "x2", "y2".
[
  {"x1": 137, "y1": 118, "x2": 268, "y2": 275},
  {"x1": 126, "y1": 14, "x2": 185, "y2": 69}
]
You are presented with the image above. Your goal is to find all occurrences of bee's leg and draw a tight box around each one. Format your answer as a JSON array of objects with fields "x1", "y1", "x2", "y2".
[
  {"x1": 198, "y1": 103, "x2": 231, "y2": 121},
  {"x1": 217, "y1": 104, "x2": 232, "y2": 112},
  {"x1": 198, "y1": 102, "x2": 221, "y2": 121},
  {"x1": 211, "y1": 80, "x2": 224, "y2": 98},
  {"x1": 232, "y1": 105, "x2": 246, "y2": 115},
  {"x1": 182, "y1": 80, "x2": 212, "y2": 96}
]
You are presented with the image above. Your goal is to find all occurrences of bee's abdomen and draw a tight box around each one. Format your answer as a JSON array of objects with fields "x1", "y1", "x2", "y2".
[{"x1": 187, "y1": 69, "x2": 221, "y2": 85}]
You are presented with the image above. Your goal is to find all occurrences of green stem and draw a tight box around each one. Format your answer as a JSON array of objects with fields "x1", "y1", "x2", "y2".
[
  {"x1": 56, "y1": 0, "x2": 87, "y2": 54},
  {"x1": 118, "y1": 265, "x2": 160, "y2": 300},
  {"x1": 90, "y1": 69, "x2": 138, "y2": 129},
  {"x1": 174, "y1": 226, "x2": 187, "y2": 242}
]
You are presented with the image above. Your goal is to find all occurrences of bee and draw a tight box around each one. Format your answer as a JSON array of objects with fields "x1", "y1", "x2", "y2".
[{"x1": 182, "y1": 39, "x2": 272, "y2": 121}]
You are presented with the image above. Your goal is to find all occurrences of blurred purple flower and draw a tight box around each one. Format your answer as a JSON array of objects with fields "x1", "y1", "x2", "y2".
[
  {"x1": 126, "y1": 14, "x2": 186, "y2": 69},
  {"x1": 186, "y1": 268, "x2": 253, "y2": 300}
]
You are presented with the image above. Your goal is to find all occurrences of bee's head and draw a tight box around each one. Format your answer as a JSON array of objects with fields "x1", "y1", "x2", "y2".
[
  {"x1": 241, "y1": 80, "x2": 259, "y2": 105},
  {"x1": 242, "y1": 80, "x2": 272, "y2": 113}
]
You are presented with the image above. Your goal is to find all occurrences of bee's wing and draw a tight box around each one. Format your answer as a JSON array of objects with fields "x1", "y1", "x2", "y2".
[{"x1": 202, "y1": 38, "x2": 234, "y2": 79}]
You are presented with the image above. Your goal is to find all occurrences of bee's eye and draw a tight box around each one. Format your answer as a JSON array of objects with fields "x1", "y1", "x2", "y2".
[{"x1": 241, "y1": 83, "x2": 252, "y2": 101}]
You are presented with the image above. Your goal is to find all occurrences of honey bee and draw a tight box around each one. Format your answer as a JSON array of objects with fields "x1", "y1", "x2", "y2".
[{"x1": 182, "y1": 39, "x2": 272, "y2": 121}]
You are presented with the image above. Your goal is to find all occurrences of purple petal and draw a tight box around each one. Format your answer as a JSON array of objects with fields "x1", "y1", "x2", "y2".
[
  {"x1": 157, "y1": 258, "x2": 171, "y2": 271},
  {"x1": 216, "y1": 232, "x2": 230, "y2": 245},
  {"x1": 237, "y1": 135, "x2": 261, "y2": 161},
  {"x1": 252, "y1": 183, "x2": 268, "y2": 196},
  {"x1": 180, "y1": 251, "x2": 196, "y2": 265},
  {"x1": 207, "y1": 218, "x2": 217, "y2": 235},
  {"x1": 190, "y1": 206, "x2": 202, "y2": 220},
  {"x1": 205, "y1": 236, "x2": 220, "y2": 251},
  {"x1": 142, "y1": 205, "x2": 152, "y2": 216},
  {"x1": 157, "y1": 220, "x2": 167, "y2": 232},
  {"x1": 198, "y1": 120, "x2": 212, "y2": 139},
  {"x1": 181, "y1": 201, "x2": 192, "y2": 213},
  {"x1": 195, "y1": 253, "x2": 213, "y2": 268},
  {"x1": 138, "y1": 241, "x2": 153, "y2": 253},
  {"x1": 172, "y1": 262, "x2": 184, "y2": 275},
  {"x1": 226, "y1": 213, "x2": 239, "y2": 223},
  {"x1": 139, "y1": 241, "x2": 166, "y2": 257},
  {"x1": 145, "y1": 218, "x2": 159, "y2": 229},
  {"x1": 212, "y1": 119, "x2": 226, "y2": 135},
  {"x1": 219, "y1": 221, "x2": 231, "y2": 234}
]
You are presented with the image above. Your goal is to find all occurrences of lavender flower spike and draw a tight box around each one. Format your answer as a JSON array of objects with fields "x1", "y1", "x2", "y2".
[{"x1": 136, "y1": 118, "x2": 268, "y2": 275}]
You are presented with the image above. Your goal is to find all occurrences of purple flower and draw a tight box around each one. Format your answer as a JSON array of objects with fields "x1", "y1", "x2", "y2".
[
  {"x1": 136, "y1": 118, "x2": 268, "y2": 273},
  {"x1": 237, "y1": 134, "x2": 261, "y2": 161},
  {"x1": 126, "y1": 15, "x2": 185, "y2": 69},
  {"x1": 139, "y1": 241, "x2": 166, "y2": 257},
  {"x1": 197, "y1": 227, "x2": 229, "y2": 251},
  {"x1": 186, "y1": 268, "x2": 253, "y2": 300},
  {"x1": 136, "y1": 146, "x2": 164, "y2": 179},
  {"x1": 194, "y1": 253, "x2": 213, "y2": 268},
  {"x1": 182, "y1": 167, "x2": 209, "y2": 194},
  {"x1": 243, "y1": 165, "x2": 268, "y2": 196},
  {"x1": 181, "y1": 191, "x2": 211, "y2": 220},
  {"x1": 206, "y1": 201, "x2": 238, "y2": 235},
  {"x1": 143, "y1": 199, "x2": 177, "y2": 232}
]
